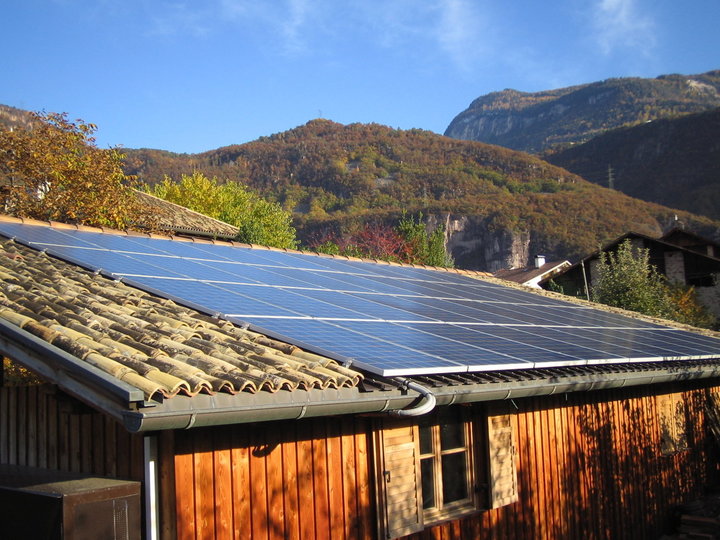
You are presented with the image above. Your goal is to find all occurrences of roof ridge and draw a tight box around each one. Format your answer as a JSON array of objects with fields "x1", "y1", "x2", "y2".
[
  {"x1": 133, "y1": 190, "x2": 240, "y2": 232},
  {"x1": 0, "y1": 213, "x2": 492, "y2": 278}
]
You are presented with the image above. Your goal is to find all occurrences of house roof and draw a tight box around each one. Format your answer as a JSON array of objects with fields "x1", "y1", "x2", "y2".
[
  {"x1": 133, "y1": 190, "x2": 240, "y2": 239},
  {"x1": 661, "y1": 227, "x2": 720, "y2": 254},
  {"x1": 2, "y1": 217, "x2": 720, "y2": 432},
  {"x1": 494, "y1": 260, "x2": 570, "y2": 285},
  {"x1": 0, "y1": 233, "x2": 364, "y2": 415}
]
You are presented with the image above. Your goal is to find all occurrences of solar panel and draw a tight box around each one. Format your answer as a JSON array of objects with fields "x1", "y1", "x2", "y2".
[{"x1": 1, "y1": 220, "x2": 719, "y2": 376}]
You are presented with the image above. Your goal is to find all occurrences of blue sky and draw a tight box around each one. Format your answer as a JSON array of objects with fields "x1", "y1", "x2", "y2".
[{"x1": 2, "y1": 0, "x2": 718, "y2": 154}]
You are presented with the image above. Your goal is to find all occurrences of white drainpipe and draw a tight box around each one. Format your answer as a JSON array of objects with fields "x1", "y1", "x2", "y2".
[{"x1": 143, "y1": 435, "x2": 159, "y2": 540}]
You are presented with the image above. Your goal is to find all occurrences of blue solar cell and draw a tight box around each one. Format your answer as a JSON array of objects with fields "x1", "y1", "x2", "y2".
[
  {"x1": 1, "y1": 220, "x2": 719, "y2": 377},
  {"x1": 125, "y1": 277, "x2": 296, "y2": 318},
  {"x1": 469, "y1": 325, "x2": 626, "y2": 364},
  {"x1": 548, "y1": 327, "x2": 689, "y2": 358},
  {"x1": 400, "y1": 323, "x2": 555, "y2": 365},
  {"x1": 247, "y1": 318, "x2": 466, "y2": 375}
]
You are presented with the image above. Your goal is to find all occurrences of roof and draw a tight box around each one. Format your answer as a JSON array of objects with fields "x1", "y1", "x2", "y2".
[
  {"x1": 133, "y1": 190, "x2": 240, "y2": 238},
  {"x1": 1, "y1": 216, "x2": 720, "y2": 432},
  {"x1": 661, "y1": 227, "x2": 720, "y2": 256},
  {"x1": 0, "y1": 234, "x2": 362, "y2": 407},
  {"x1": 494, "y1": 260, "x2": 570, "y2": 286}
]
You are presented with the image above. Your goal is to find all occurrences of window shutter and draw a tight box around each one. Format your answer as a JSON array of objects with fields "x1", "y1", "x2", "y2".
[
  {"x1": 376, "y1": 419, "x2": 424, "y2": 539},
  {"x1": 487, "y1": 413, "x2": 518, "y2": 508},
  {"x1": 658, "y1": 393, "x2": 675, "y2": 454},
  {"x1": 658, "y1": 393, "x2": 689, "y2": 454}
]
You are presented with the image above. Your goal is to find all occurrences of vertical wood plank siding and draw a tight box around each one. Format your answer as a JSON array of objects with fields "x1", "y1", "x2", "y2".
[
  {"x1": 171, "y1": 381, "x2": 720, "y2": 540},
  {"x1": 406, "y1": 382, "x2": 720, "y2": 540},
  {"x1": 0, "y1": 384, "x2": 144, "y2": 480},
  {"x1": 173, "y1": 416, "x2": 375, "y2": 540}
]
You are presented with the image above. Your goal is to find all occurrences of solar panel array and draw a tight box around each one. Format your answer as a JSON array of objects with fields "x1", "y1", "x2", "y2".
[{"x1": 2, "y1": 221, "x2": 719, "y2": 376}]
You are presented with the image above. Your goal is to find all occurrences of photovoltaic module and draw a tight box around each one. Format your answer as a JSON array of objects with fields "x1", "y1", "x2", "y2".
[{"x1": 1, "y1": 220, "x2": 719, "y2": 376}]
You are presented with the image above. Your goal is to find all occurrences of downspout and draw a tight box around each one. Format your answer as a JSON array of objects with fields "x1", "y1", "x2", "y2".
[
  {"x1": 143, "y1": 435, "x2": 159, "y2": 540},
  {"x1": 390, "y1": 378, "x2": 437, "y2": 417}
]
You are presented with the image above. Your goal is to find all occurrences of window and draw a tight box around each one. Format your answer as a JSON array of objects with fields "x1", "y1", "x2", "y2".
[
  {"x1": 418, "y1": 407, "x2": 475, "y2": 520},
  {"x1": 658, "y1": 392, "x2": 689, "y2": 455},
  {"x1": 375, "y1": 405, "x2": 518, "y2": 539}
]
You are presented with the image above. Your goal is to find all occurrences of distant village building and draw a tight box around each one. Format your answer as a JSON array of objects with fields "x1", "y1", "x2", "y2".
[
  {"x1": 541, "y1": 229, "x2": 720, "y2": 317},
  {"x1": 493, "y1": 255, "x2": 571, "y2": 289}
]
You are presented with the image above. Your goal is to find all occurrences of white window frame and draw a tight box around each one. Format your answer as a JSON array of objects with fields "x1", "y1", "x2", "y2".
[{"x1": 418, "y1": 408, "x2": 477, "y2": 523}]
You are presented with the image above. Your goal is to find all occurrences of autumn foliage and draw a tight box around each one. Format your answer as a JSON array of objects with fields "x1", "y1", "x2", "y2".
[
  {"x1": 0, "y1": 112, "x2": 141, "y2": 229},
  {"x1": 309, "y1": 213, "x2": 453, "y2": 267},
  {"x1": 122, "y1": 119, "x2": 720, "y2": 263}
]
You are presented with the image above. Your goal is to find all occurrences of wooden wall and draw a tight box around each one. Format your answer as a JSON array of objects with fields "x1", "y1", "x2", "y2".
[
  {"x1": 413, "y1": 382, "x2": 719, "y2": 540},
  {"x1": 4, "y1": 381, "x2": 716, "y2": 538},
  {"x1": 169, "y1": 381, "x2": 720, "y2": 540},
  {"x1": 170, "y1": 416, "x2": 375, "y2": 540},
  {"x1": 0, "y1": 384, "x2": 144, "y2": 481}
]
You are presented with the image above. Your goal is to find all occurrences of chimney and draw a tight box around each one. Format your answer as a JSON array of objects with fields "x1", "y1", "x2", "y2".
[{"x1": 533, "y1": 255, "x2": 545, "y2": 269}]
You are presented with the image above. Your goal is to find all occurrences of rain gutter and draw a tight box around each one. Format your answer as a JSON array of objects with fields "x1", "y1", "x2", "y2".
[
  {"x1": 3, "y1": 313, "x2": 720, "y2": 434},
  {"x1": 120, "y1": 361, "x2": 720, "y2": 433}
]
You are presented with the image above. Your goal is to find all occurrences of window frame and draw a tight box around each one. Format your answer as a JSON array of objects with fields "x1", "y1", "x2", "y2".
[
  {"x1": 417, "y1": 407, "x2": 477, "y2": 523},
  {"x1": 374, "y1": 404, "x2": 519, "y2": 539}
]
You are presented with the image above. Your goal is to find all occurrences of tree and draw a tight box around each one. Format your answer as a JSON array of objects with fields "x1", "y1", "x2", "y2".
[
  {"x1": 591, "y1": 240, "x2": 715, "y2": 328},
  {"x1": 591, "y1": 240, "x2": 671, "y2": 317},
  {"x1": 396, "y1": 213, "x2": 454, "y2": 267},
  {"x1": 149, "y1": 172, "x2": 298, "y2": 249},
  {"x1": 0, "y1": 112, "x2": 140, "y2": 229},
  {"x1": 309, "y1": 214, "x2": 454, "y2": 268}
]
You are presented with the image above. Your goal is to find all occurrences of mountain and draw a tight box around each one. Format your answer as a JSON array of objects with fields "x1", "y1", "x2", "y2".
[
  {"x1": 444, "y1": 71, "x2": 720, "y2": 153},
  {"x1": 120, "y1": 120, "x2": 720, "y2": 271},
  {"x1": 3, "y1": 103, "x2": 719, "y2": 272},
  {"x1": 544, "y1": 107, "x2": 720, "y2": 220},
  {"x1": 0, "y1": 104, "x2": 34, "y2": 131}
]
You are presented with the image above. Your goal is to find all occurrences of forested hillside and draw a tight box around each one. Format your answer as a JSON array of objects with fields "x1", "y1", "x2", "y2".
[
  {"x1": 0, "y1": 105, "x2": 34, "y2": 131},
  {"x1": 3, "y1": 103, "x2": 719, "y2": 271},
  {"x1": 544, "y1": 108, "x2": 720, "y2": 220},
  {"x1": 445, "y1": 70, "x2": 720, "y2": 153},
  {"x1": 122, "y1": 120, "x2": 720, "y2": 268}
]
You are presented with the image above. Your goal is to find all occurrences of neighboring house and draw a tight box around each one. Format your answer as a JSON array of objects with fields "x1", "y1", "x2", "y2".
[
  {"x1": 1, "y1": 215, "x2": 720, "y2": 539},
  {"x1": 133, "y1": 190, "x2": 240, "y2": 239},
  {"x1": 494, "y1": 255, "x2": 571, "y2": 289},
  {"x1": 542, "y1": 231, "x2": 720, "y2": 317},
  {"x1": 661, "y1": 227, "x2": 720, "y2": 259}
]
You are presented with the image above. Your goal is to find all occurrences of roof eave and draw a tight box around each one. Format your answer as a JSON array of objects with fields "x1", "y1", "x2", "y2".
[
  {"x1": 120, "y1": 360, "x2": 720, "y2": 432},
  {"x1": 0, "y1": 318, "x2": 147, "y2": 423}
]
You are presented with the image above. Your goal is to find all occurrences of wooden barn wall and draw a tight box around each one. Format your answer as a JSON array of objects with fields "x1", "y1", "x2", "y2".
[
  {"x1": 170, "y1": 380, "x2": 720, "y2": 540},
  {"x1": 170, "y1": 416, "x2": 375, "y2": 540},
  {"x1": 411, "y1": 381, "x2": 720, "y2": 540},
  {"x1": 0, "y1": 384, "x2": 144, "y2": 481}
]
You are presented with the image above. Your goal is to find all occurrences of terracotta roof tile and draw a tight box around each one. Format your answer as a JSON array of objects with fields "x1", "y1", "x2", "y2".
[
  {"x1": 0, "y1": 238, "x2": 363, "y2": 400},
  {"x1": 133, "y1": 191, "x2": 240, "y2": 238}
]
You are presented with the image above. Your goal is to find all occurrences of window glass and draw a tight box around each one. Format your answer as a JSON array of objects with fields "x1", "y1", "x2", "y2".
[
  {"x1": 420, "y1": 458, "x2": 436, "y2": 509},
  {"x1": 440, "y1": 421, "x2": 465, "y2": 450},
  {"x1": 441, "y1": 452, "x2": 468, "y2": 503}
]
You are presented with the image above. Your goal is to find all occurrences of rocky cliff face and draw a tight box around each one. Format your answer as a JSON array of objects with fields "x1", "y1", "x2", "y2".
[
  {"x1": 426, "y1": 213, "x2": 694, "y2": 273},
  {"x1": 445, "y1": 71, "x2": 720, "y2": 153},
  {"x1": 431, "y1": 214, "x2": 530, "y2": 272}
]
